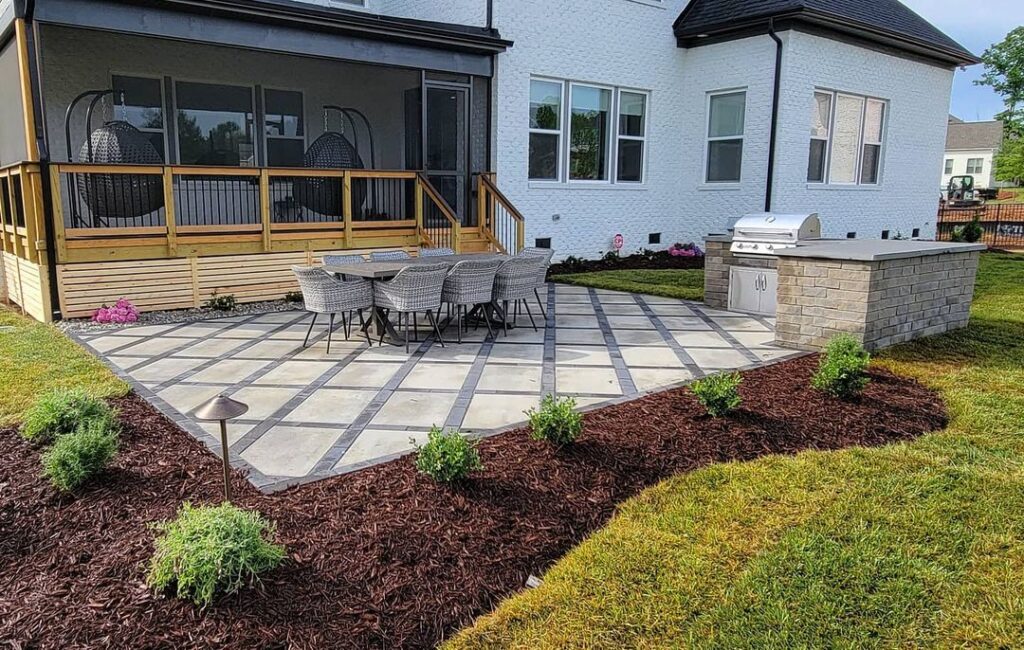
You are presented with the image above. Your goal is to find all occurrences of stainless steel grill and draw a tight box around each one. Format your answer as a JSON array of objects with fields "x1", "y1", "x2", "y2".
[{"x1": 730, "y1": 213, "x2": 821, "y2": 255}]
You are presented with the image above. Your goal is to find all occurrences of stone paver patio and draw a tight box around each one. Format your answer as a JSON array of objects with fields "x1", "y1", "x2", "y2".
[{"x1": 73, "y1": 284, "x2": 802, "y2": 492}]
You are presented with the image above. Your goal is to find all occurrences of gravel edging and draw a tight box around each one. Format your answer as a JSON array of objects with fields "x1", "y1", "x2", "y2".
[{"x1": 58, "y1": 300, "x2": 305, "y2": 334}]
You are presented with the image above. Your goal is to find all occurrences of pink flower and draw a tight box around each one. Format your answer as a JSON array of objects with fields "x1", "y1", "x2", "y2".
[{"x1": 92, "y1": 297, "x2": 140, "y2": 324}]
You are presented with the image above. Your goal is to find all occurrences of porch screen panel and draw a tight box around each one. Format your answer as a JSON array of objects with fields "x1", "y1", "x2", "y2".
[
  {"x1": 264, "y1": 88, "x2": 304, "y2": 168},
  {"x1": 0, "y1": 38, "x2": 27, "y2": 166},
  {"x1": 112, "y1": 75, "x2": 167, "y2": 162},
  {"x1": 175, "y1": 81, "x2": 255, "y2": 167}
]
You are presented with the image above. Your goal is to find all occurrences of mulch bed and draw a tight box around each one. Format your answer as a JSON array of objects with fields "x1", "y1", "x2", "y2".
[
  {"x1": 0, "y1": 356, "x2": 946, "y2": 649},
  {"x1": 547, "y1": 251, "x2": 704, "y2": 276}
]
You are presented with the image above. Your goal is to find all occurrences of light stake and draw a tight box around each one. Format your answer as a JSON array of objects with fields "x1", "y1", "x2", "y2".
[{"x1": 194, "y1": 394, "x2": 249, "y2": 502}]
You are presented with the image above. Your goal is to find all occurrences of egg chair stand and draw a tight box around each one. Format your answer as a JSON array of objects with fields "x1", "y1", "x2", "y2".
[
  {"x1": 293, "y1": 105, "x2": 378, "y2": 220},
  {"x1": 64, "y1": 88, "x2": 166, "y2": 228}
]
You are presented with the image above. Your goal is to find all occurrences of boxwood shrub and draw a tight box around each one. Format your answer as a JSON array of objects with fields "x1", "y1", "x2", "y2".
[
  {"x1": 812, "y1": 334, "x2": 871, "y2": 398},
  {"x1": 147, "y1": 502, "x2": 286, "y2": 607},
  {"x1": 526, "y1": 395, "x2": 584, "y2": 446},
  {"x1": 41, "y1": 416, "x2": 120, "y2": 492},
  {"x1": 21, "y1": 389, "x2": 112, "y2": 444},
  {"x1": 690, "y1": 372, "x2": 743, "y2": 417},
  {"x1": 415, "y1": 426, "x2": 483, "y2": 484}
]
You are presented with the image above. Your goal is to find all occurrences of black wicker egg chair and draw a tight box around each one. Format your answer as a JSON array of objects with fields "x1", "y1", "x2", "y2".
[
  {"x1": 293, "y1": 106, "x2": 376, "y2": 219},
  {"x1": 66, "y1": 90, "x2": 165, "y2": 223}
]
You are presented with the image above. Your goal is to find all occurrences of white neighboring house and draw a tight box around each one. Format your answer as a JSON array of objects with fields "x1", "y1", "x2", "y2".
[
  {"x1": 371, "y1": 0, "x2": 979, "y2": 251},
  {"x1": 942, "y1": 116, "x2": 1006, "y2": 190}
]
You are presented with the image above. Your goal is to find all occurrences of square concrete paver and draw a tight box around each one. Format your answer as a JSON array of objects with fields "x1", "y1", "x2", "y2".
[{"x1": 79, "y1": 283, "x2": 795, "y2": 491}]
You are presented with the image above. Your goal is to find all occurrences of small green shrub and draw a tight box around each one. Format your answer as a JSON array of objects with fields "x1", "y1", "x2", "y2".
[
  {"x1": 41, "y1": 416, "x2": 120, "y2": 492},
  {"x1": 205, "y1": 292, "x2": 237, "y2": 311},
  {"x1": 812, "y1": 334, "x2": 871, "y2": 398},
  {"x1": 526, "y1": 395, "x2": 584, "y2": 446},
  {"x1": 147, "y1": 503, "x2": 286, "y2": 607},
  {"x1": 690, "y1": 372, "x2": 743, "y2": 417},
  {"x1": 414, "y1": 426, "x2": 482, "y2": 484},
  {"x1": 21, "y1": 389, "x2": 112, "y2": 443}
]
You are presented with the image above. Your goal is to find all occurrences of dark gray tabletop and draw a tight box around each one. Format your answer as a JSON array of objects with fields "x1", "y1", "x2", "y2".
[{"x1": 323, "y1": 253, "x2": 508, "y2": 280}]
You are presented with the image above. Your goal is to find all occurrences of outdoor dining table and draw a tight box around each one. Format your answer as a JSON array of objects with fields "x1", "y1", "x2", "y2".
[{"x1": 322, "y1": 253, "x2": 509, "y2": 346}]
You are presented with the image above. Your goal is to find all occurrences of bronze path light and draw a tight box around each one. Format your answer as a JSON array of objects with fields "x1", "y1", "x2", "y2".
[{"x1": 194, "y1": 394, "x2": 249, "y2": 502}]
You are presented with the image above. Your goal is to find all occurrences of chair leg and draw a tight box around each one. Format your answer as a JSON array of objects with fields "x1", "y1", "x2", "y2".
[
  {"x1": 405, "y1": 312, "x2": 411, "y2": 354},
  {"x1": 427, "y1": 310, "x2": 445, "y2": 348},
  {"x1": 341, "y1": 311, "x2": 349, "y2": 341},
  {"x1": 503, "y1": 300, "x2": 510, "y2": 336},
  {"x1": 481, "y1": 304, "x2": 495, "y2": 340},
  {"x1": 357, "y1": 309, "x2": 371, "y2": 346},
  {"x1": 535, "y1": 288, "x2": 548, "y2": 320},
  {"x1": 456, "y1": 305, "x2": 463, "y2": 344},
  {"x1": 522, "y1": 299, "x2": 538, "y2": 331},
  {"x1": 413, "y1": 314, "x2": 419, "y2": 342},
  {"x1": 303, "y1": 312, "x2": 318, "y2": 348},
  {"x1": 327, "y1": 313, "x2": 335, "y2": 354}
]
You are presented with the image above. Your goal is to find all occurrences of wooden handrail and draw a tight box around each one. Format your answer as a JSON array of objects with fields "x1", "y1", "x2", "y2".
[
  {"x1": 415, "y1": 173, "x2": 462, "y2": 252},
  {"x1": 477, "y1": 173, "x2": 526, "y2": 254}
]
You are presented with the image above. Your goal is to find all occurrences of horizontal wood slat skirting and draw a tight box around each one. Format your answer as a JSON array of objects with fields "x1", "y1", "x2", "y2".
[{"x1": 2, "y1": 252, "x2": 50, "y2": 322}]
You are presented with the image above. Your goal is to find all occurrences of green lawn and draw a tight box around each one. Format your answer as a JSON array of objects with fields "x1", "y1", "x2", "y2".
[
  {"x1": 991, "y1": 187, "x2": 1024, "y2": 204},
  {"x1": 0, "y1": 308, "x2": 128, "y2": 428},
  {"x1": 449, "y1": 252, "x2": 1024, "y2": 649},
  {"x1": 551, "y1": 269, "x2": 704, "y2": 301}
]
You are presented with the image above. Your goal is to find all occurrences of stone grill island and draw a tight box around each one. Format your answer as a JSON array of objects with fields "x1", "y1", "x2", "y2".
[{"x1": 705, "y1": 237, "x2": 986, "y2": 351}]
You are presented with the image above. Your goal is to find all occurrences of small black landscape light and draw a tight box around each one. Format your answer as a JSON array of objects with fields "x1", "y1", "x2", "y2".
[{"x1": 194, "y1": 394, "x2": 249, "y2": 502}]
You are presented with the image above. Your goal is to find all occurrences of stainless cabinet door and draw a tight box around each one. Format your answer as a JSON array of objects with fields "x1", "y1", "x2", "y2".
[{"x1": 728, "y1": 267, "x2": 762, "y2": 314}]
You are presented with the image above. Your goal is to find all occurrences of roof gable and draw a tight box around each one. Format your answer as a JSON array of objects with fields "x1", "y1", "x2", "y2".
[
  {"x1": 946, "y1": 121, "x2": 1005, "y2": 151},
  {"x1": 675, "y1": 0, "x2": 978, "y2": 67}
]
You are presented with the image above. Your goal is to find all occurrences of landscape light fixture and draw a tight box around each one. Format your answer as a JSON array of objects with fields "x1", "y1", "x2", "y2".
[{"x1": 194, "y1": 394, "x2": 249, "y2": 502}]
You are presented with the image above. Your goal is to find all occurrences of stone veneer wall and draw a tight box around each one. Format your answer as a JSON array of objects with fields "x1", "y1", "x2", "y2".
[
  {"x1": 775, "y1": 251, "x2": 980, "y2": 351},
  {"x1": 703, "y1": 240, "x2": 777, "y2": 310}
]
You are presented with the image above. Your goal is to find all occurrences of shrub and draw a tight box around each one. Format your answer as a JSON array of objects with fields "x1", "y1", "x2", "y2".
[
  {"x1": 526, "y1": 395, "x2": 584, "y2": 446},
  {"x1": 41, "y1": 416, "x2": 120, "y2": 492},
  {"x1": 284, "y1": 291, "x2": 304, "y2": 304},
  {"x1": 690, "y1": 372, "x2": 743, "y2": 417},
  {"x1": 951, "y1": 216, "x2": 984, "y2": 244},
  {"x1": 812, "y1": 334, "x2": 871, "y2": 398},
  {"x1": 205, "y1": 292, "x2": 237, "y2": 311},
  {"x1": 21, "y1": 389, "x2": 112, "y2": 443},
  {"x1": 147, "y1": 503, "x2": 286, "y2": 607},
  {"x1": 92, "y1": 298, "x2": 140, "y2": 324},
  {"x1": 414, "y1": 426, "x2": 482, "y2": 484}
]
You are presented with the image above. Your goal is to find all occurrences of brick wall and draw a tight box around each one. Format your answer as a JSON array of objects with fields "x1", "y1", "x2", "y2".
[{"x1": 775, "y1": 251, "x2": 979, "y2": 351}]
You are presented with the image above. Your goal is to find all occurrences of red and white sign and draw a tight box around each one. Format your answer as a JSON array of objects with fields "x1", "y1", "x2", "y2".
[{"x1": 613, "y1": 234, "x2": 624, "y2": 252}]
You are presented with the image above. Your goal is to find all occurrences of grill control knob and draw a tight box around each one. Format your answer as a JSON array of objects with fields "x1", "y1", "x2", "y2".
[{"x1": 752, "y1": 244, "x2": 759, "y2": 250}]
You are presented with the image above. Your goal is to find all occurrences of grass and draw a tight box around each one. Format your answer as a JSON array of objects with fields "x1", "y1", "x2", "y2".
[
  {"x1": 990, "y1": 187, "x2": 1024, "y2": 205},
  {"x1": 448, "y1": 252, "x2": 1024, "y2": 649},
  {"x1": 0, "y1": 306, "x2": 128, "y2": 428},
  {"x1": 551, "y1": 269, "x2": 705, "y2": 301}
]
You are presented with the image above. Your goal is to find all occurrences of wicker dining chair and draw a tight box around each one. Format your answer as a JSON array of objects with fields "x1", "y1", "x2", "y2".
[
  {"x1": 292, "y1": 266, "x2": 373, "y2": 353},
  {"x1": 493, "y1": 256, "x2": 547, "y2": 334},
  {"x1": 420, "y1": 247, "x2": 455, "y2": 258},
  {"x1": 370, "y1": 250, "x2": 412, "y2": 262},
  {"x1": 517, "y1": 247, "x2": 555, "y2": 319},
  {"x1": 373, "y1": 263, "x2": 449, "y2": 352},
  {"x1": 441, "y1": 258, "x2": 503, "y2": 343}
]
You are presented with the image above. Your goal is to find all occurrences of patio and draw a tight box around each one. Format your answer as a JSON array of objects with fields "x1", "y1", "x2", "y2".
[{"x1": 72, "y1": 284, "x2": 799, "y2": 492}]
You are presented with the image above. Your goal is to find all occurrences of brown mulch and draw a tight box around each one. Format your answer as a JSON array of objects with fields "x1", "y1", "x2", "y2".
[{"x1": 0, "y1": 356, "x2": 946, "y2": 649}]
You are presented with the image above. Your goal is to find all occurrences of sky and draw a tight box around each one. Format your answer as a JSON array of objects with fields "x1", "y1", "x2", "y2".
[{"x1": 900, "y1": 0, "x2": 1023, "y2": 121}]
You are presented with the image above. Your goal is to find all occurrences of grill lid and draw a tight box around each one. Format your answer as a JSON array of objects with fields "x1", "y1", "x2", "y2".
[{"x1": 731, "y1": 212, "x2": 821, "y2": 255}]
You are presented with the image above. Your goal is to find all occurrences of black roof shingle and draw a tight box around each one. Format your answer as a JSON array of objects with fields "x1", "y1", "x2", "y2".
[{"x1": 675, "y1": 0, "x2": 978, "y2": 66}]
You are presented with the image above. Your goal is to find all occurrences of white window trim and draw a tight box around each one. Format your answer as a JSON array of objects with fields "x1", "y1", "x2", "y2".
[
  {"x1": 944, "y1": 158, "x2": 955, "y2": 174},
  {"x1": 808, "y1": 88, "x2": 889, "y2": 187},
  {"x1": 262, "y1": 86, "x2": 306, "y2": 168},
  {"x1": 966, "y1": 158, "x2": 984, "y2": 174},
  {"x1": 615, "y1": 88, "x2": 649, "y2": 184},
  {"x1": 110, "y1": 72, "x2": 170, "y2": 162},
  {"x1": 703, "y1": 88, "x2": 746, "y2": 185},
  {"x1": 528, "y1": 76, "x2": 565, "y2": 183},
  {"x1": 528, "y1": 77, "x2": 650, "y2": 186}
]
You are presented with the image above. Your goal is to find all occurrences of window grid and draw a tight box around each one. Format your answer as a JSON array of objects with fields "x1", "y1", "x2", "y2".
[
  {"x1": 705, "y1": 89, "x2": 746, "y2": 184},
  {"x1": 967, "y1": 158, "x2": 984, "y2": 174},
  {"x1": 944, "y1": 159, "x2": 954, "y2": 174},
  {"x1": 615, "y1": 89, "x2": 648, "y2": 184},
  {"x1": 808, "y1": 89, "x2": 888, "y2": 186},
  {"x1": 528, "y1": 77, "x2": 650, "y2": 185}
]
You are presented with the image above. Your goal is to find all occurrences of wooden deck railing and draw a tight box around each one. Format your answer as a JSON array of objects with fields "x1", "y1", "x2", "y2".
[
  {"x1": 47, "y1": 164, "x2": 478, "y2": 264},
  {"x1": 477, "y1": 172, "x2": 525, "y2": 255},
  {"x1": 0, "y1": 162, "x2": 45, "y2": 264}
]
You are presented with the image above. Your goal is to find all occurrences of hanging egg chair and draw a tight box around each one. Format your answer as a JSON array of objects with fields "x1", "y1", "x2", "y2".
[
  {"x1": 66, "y1": 90, "x2": 165, "y2": 223},
  {"x1": 293, "y1": 106, "x2": 376, "y2": 218}
]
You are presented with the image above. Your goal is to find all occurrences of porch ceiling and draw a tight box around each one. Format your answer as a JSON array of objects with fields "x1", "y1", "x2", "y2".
[{"x1": 30, "y1": 0, "x2": 510, "y2": 76}]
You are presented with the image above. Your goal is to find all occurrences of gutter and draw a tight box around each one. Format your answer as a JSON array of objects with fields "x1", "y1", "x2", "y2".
[{"x1": 765, "y1": 19, "x2": 782, "y2": 212}]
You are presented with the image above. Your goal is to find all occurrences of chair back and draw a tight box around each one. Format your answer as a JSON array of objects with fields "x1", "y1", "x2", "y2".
[
  {"x1": 420, "y1": 247, "x2": 455, "y2": 258},
  {"x1": 292, "y1": 265, "x2": 371, "y2": 314},
  {"x1": 443, "y1": 258, "x2": 503, "y2": 305},
  {"x1": 370, "y1": 250, "x2": 412, "y2": 262},
  {"x1": 494, "y1": 256, "x2": 546, "y2": 301},
  {"x1": 518, "y1": 247, "x2": 554, "y2": 287},
  {"x1": 323, "y1": 254, "x2": 365, "y2": 266},
  {"x1": 377, "y1": 262, "x2": 448, "y2": 312}
]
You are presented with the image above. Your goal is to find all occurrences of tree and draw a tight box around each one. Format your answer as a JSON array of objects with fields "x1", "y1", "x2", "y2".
[
  {"x1": 976, "y1": 27, "x2": 1024, "y2": 136},
  {"x1": 994, "y1": 136, "x2": 1024, "y2": 186}
]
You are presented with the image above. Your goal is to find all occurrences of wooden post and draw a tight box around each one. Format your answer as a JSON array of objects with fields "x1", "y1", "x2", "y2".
[
  {"x1": 15, "y1": 20, "x2": 38, "y2": 163},
  {"x1": 343, "y1": 171, "x2": 354, "y2": 248},
  {"x1": 20, "y1": 168, "x2": 38, "y2": 264},
  {"x1": 163, "y1": 167, "x2": 178, "y2": 257},
  {"x1": 259, "y1": 169, "x2": 272, "y2": 252},
  {"x1": 48, "y1": 165, "x2": 67, "y2": 264},
  {"x1": 477, "y1": 175, "x2": 487, "y2": 239},
  {"x1": 414, "y1": 177, "x2": 424, "y2": 242}
]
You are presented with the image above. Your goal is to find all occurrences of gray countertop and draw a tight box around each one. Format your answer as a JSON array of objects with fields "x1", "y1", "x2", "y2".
[{"x1": 704, "y1": 235, "x2": 985, "y2": 261}]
